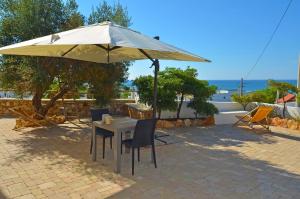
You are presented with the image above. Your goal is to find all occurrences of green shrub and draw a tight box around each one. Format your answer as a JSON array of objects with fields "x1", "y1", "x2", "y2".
[
  {"x1": 134, "y1": 75, "x2": 177, "y2": 118},
  {"x1": 188, "y1": 100, "x2": 218, "y2": 118},
  {"x1": 231, "y1": 94, "x2": 252, "y2": 110}
]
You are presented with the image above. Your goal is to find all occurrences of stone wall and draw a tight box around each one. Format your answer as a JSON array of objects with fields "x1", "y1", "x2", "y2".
[
  {"x1": 0, "y1": 98, "x2": 135, "y2": 118},
  {"x1": 247, "y1": 102, "x2": 300, "y2": 119},
  {"x1": 269, "y1": 117, "x2": 300, "y2": 131},
  {"x1": 156, "y1": 117, "x2": 215, "y2": 128}
]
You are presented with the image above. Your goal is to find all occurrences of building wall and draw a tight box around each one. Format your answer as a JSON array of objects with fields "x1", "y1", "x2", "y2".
[
  {"x1": 159, "y1": 101, "x2": 244, "y2": 119},
  {"x1": 209, "y1": 101, "x2": 243, "y2": 112}
]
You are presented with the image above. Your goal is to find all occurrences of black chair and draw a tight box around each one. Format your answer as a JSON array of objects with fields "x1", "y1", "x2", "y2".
[
  {"x1": 90, "y1": 108, "x2": 114, "y2": 159},
  {"x1": 121, "y1": 119, "x2": 157, "y2": 175}
]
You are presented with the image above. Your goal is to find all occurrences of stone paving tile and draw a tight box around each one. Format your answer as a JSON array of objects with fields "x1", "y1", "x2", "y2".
[{"x1": 0, "y1": 118, "x2": 299, "y2": 198}]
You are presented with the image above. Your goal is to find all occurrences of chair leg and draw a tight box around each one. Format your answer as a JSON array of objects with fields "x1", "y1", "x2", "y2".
[
  {"x1": 138, "y1": 147, "x2": 140, "y2": 162},
  {"x1": 121, "y1": 132, "x2": 123, "y2": 155},
  {"x1": 90, "y1": 136, "x2": 93, "y2": 154},
  {"x1": 151, "y1": 143, "x2": 157, "y2": 168},
  {"x1": 102, "y1": 137, "x2": 105, "y2": 159},
  {"x1": 132, "y1": 147, "x2": 135, "y2": 175},
  {"x1": 110, "y1": 137, "x2": 112, "y2": 149}
]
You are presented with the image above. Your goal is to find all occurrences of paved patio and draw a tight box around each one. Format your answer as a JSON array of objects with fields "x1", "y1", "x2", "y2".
[{"x1": 0, "y1": 118, "x2": 299, "y2": 199}]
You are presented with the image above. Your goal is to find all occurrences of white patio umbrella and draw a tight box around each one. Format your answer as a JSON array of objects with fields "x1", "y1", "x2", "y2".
[{"x1": 0, "y1": 21, "x2": 210, "y2": 117}]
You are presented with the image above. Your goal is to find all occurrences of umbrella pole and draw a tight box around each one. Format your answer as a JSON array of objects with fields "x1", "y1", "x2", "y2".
[
  {"x1": 152, "y1": 36, "x2": 160, "y2": 119},
  {"x1": 138, "y1": 36, "x2": 160, "y2": 119},
  {"x1": 152, "y1": 60, "x2": 159, "y2": 119},
  {"x1": 138, "y1": 48, "x2": 159, "y2": 119}
]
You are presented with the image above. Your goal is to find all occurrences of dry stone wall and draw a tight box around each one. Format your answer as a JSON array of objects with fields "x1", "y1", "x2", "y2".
[{"x1": 0, "y1": 98, "x2": 135, "y2": 117}]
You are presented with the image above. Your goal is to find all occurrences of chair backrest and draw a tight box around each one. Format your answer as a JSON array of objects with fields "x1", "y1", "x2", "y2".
[
  {"x1": 251, "y1": 106, "x2": 273, "y2": 123},
  {"x1": 132, "y1": 119, "x2": 157, "y2": 148},
  {"x1": 90, "y1": 108, "x2": 109, "y2": 121}
]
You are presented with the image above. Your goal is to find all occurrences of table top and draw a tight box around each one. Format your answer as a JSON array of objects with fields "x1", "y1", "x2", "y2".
[{"x1": 93, "y1": 117, "x2": 137, "y2": 132}]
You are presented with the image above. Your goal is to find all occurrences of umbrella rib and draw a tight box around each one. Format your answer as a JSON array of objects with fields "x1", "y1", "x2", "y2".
[
  {"x1": 110, "y1": 46, "x2": 121, "y2": 51},
  {"x1": 94, "y1": 44, "x2": 122, "y2": 63},
  {"x1": 138, "y1": 49, "x2": 155, "y2": 62},
  {"x1": 62, "y1": 45, "x2": 78, "y2": 57},
  {"x1": 95, "y1": 44, "x2": 107, "y2": 51},
  {"x1": 94, "y1": 44, "x2": 121, "y2": 52}
]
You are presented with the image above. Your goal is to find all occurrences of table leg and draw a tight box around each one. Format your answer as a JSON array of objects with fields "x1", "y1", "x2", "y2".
[
  {"x1": 125, "y1": 131, "x2": 131, "y2": 153},
  {"x1": 151, "y1": 147, "x2": 154, "y2": 162},
  {"x1": 114, "y1": 130, "x2": 122, "y2": 173},
  {"x1": 92, "y1": 123, "x2": 97, "y2": 161}
]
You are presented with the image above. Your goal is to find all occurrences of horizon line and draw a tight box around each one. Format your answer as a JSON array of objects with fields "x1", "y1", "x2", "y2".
[{"x1": 127, "y1": 79, "x2": 297, "y2": 81}]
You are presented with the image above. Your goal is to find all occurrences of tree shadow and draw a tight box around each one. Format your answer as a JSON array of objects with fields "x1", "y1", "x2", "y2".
[
  {"x1": 271, "y1": 131, "x2": 300, "y2": 142},
  {"x1": 3, "y1": 122, "x2": 128, "y2": 185},
  {"x1": 0, "y1": 190, "x2": 8, "y2": 199}
]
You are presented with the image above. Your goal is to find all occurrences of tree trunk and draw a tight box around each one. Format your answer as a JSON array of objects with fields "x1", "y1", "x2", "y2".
[
  {"x1": 282, "y1": 94, "x2": 286, "y2": 118},
  {"x1": 32, "y1": 87, "x2": 45, "y2": 119},
  {"x1": 176, "y1": 93, "x2": 184, "y2": 119},
  {"x1": 158, "y1": 108, "x2": 161, "y2": 119},
  {"x1": 32, "y1": 85, "x2": 69, "y2": 119},
  {"x1": 194, "y1": 112, "x2": 198, "y2": 119},
  {"x1": 283, "y1": 102, "x2": 286, "y2": 118}
]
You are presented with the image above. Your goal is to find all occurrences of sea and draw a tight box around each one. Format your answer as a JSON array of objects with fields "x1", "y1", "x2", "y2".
[
  {"x1": 125, "y1": 80, "x2": 297, "y2": 93},
  {"x1": 208, "y1": 80, "x2": 297, "y2": 92},
  {"x1": 1, "y1": 79, "x2": 297, "y2": 99}
]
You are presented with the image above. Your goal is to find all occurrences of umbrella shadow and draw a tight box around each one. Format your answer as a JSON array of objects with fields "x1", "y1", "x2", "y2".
[
  {"x1": 3, "y1": 123, "x2": 126, "y2": 183},
  {"x1": 0, "y1": 190, "x2": 8, "y2": 199}
]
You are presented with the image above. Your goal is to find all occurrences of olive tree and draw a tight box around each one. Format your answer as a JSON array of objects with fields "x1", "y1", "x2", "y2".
[{"x1": 0, "y1": 0, "x2": 131, "y2": 118}]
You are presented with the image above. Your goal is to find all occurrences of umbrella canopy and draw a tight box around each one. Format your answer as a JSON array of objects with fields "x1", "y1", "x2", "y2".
[
  {"x1": 0, "y1": 21, "x2": 210, "y2": 63},
  {"x1": 0, "y1": 21, "x2": 210, "y2": 119}
]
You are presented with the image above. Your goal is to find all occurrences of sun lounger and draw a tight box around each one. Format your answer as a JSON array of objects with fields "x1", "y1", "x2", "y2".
[{"x1": 233, "y1": 106, "x2": 274, "y2": 130}]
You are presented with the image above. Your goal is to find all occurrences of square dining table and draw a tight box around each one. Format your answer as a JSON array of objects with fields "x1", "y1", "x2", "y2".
[{"x1": 91, "y1": 117, "x2": 137, "y2": 173}]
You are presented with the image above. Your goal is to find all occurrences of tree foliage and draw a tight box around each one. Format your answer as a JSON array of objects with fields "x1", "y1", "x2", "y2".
[
  {"x1": 232, "y1": 80, "x2": 298, "y2": 117},
  {"x1": 0, "y1": 0, "x2": 131, "y2": 118},
  {"x1": 248, "y1": 88, "x2": 277, "y2": 104},
  {"x1": 187, "y1": 79, "x2": 218, "y2": 117},
  {"x1": 231, "y1": 93, "x2": 253, "y2": 110},
  {"x1": 88, "y1": 0, "x2": 131, "y2": 27},
  {"x1": 268, "y1": 80, "x2": 297, "y2": 96},
  {"x1": 160, "y1": 67, "x2": 217, "y2": 118},
  {"x1": 87, "y1": 0, "x2": 131, "y2": 107},
  {"x1": 134, "y1": 67, "x2": 217, "y2": 118},
  {"x1": 268, "y1": 80, "x2": 298, "y2": 117},
  {"x1": 160, "y1": 67, "x2": 197, "y2": 118},
  {"x1": 188, "y1": 100, "x2": 218, "y2": 117},
  {"x1": 134, "y1": 75, "x2": 177, "y2": 118}
]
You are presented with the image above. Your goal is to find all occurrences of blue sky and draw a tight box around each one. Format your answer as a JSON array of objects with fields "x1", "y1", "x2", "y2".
[{"x1": 76, "y1": 0, "x2": 300, "y2": 80}]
